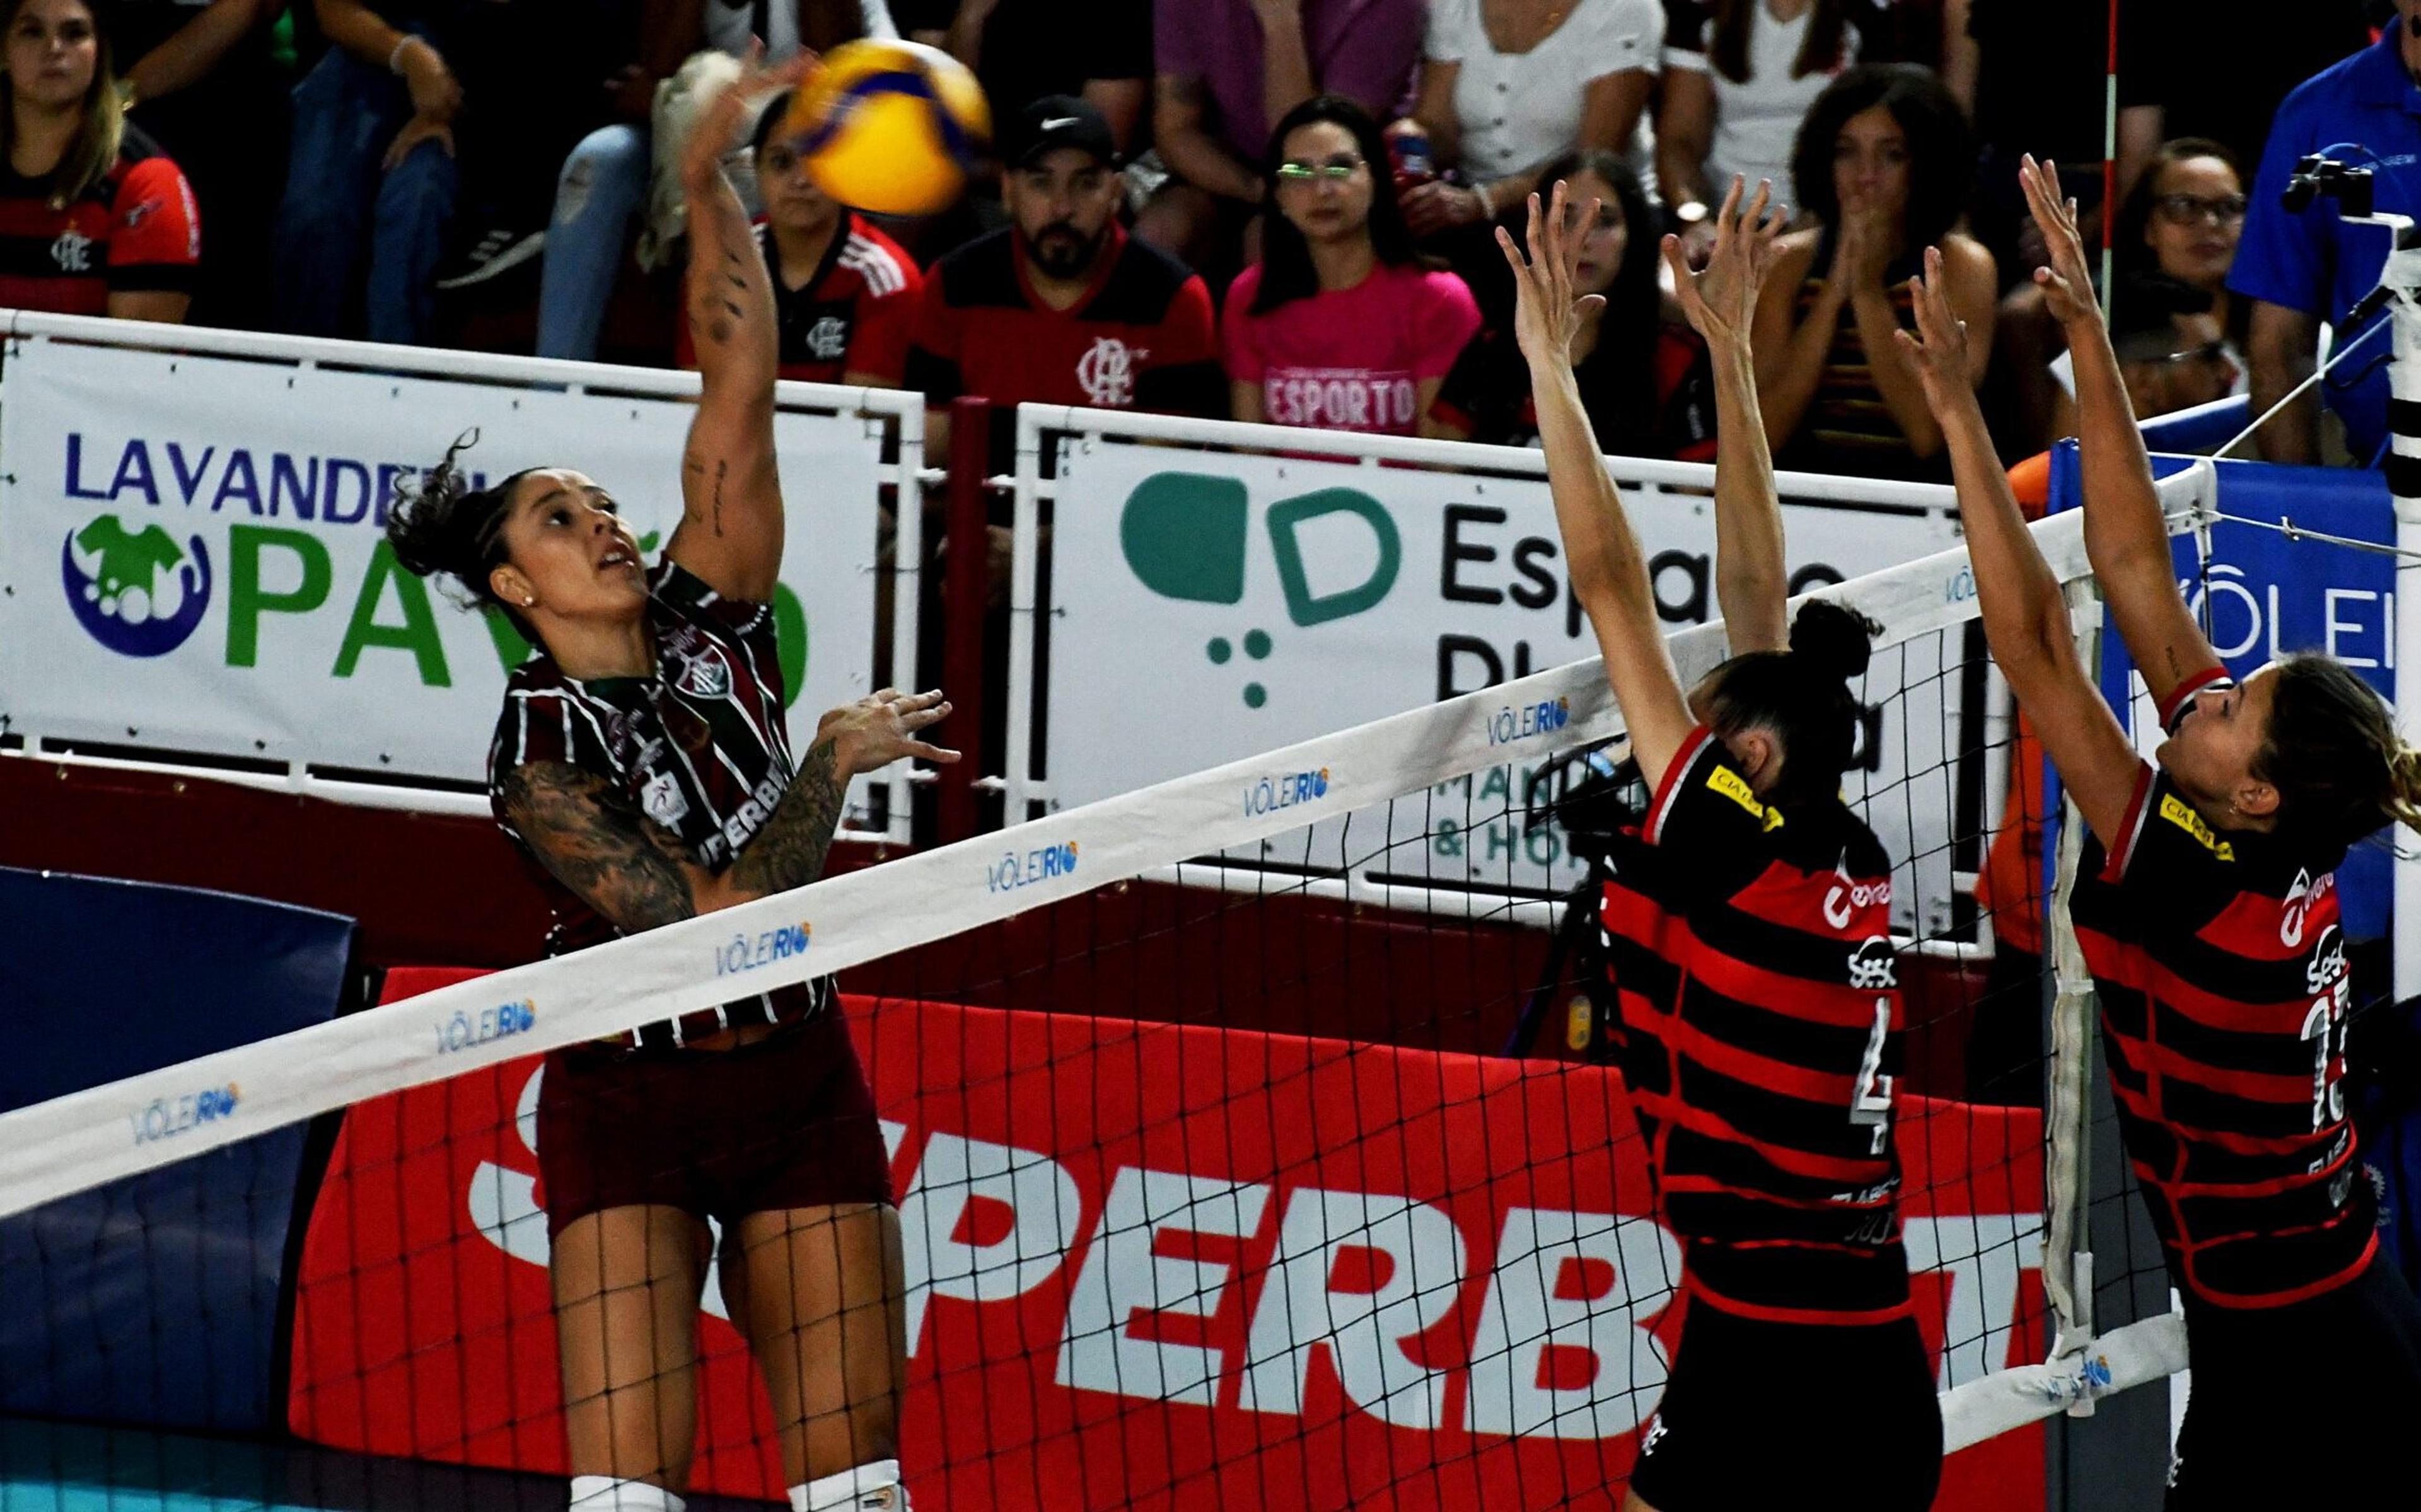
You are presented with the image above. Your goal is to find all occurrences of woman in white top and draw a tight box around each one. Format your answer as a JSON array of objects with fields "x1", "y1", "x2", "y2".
[
  {"x1": 1658, "y1": 0, "x2": 1864, "y2": 252},
  {"x1": 1397, "y1": 0, "x2": 1663, "y2": 239}
]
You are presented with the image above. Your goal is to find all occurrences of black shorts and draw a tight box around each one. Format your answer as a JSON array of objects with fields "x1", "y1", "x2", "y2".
[
  {"x1": 1629, "y1": 1300, "x2": 1942, "y2": 1512},
  {"x1": 2167, "y1": 1251, "x2": 2421, "y2": 1509},
  {"x1": 536, "y1": 1008, "x2": 893, "y2": 1237}
]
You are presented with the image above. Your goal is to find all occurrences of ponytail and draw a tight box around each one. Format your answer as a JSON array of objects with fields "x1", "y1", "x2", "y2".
[{"x1": 385, "y1": 429, "x2": 535, "y2": 635}]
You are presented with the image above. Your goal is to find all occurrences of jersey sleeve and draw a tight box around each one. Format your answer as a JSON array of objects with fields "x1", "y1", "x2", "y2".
[
  {"x1": 491, "y1": 684, "x2": 616, "y2": 787},
  {"x1": 105, "y1": 156, "x2": 200, "y2": 292},
  {"x1": 1637, "y1": 725, "x2": 1775, "y2": 898},
  {"x1": 1412, "y1": 271, "x2": 1483, "y2": 380},
  {"x1": 2093, "y1": 763, "x2": 2246, "y2": 929},
  {"x1": 903, "y1": 268, "x2": 967, "y2": 401}
]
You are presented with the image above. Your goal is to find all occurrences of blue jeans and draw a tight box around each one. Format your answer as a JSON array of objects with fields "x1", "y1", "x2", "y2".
[
  {"x1": 534, "y1": 124, "x2": 650, "y2": 361},
  {"x1": 272, "y1": 42, "x2": 459, "y2": 345}
]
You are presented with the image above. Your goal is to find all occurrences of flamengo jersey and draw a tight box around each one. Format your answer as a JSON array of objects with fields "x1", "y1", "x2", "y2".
[
  {"x1": 0, "y1": 124, "x2": 199, "y2": 316},
  {"x1": 487, "y1": 559, "x2": 828, "y2": 1038},
  {"x1": 1601, "y1": 728, "x2": 1910, "y2": 1325},
  {"x1": 903, "y1": 222, "x2": 1223, "y2": 417},
  {"x1": 675, "y1": 214, "x2": 922, "y2": 384},
  {"x1": 2070, "y1": 671, "x2": 2371, "y2": 1309}
]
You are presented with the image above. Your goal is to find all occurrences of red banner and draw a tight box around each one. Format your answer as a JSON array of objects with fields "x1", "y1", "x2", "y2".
[{"x1": 291, "y1": 968, "x2": 2046, "y2": 1509}]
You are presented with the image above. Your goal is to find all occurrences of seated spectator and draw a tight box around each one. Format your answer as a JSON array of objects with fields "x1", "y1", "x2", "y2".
[
  {"x1": 1998, "y1": 137, "x2": 2246, "y2": 449},
  {"x1": 2045, "y1": 272, "x2": 2238, "y2": 435},
  {"x1": 900, "y1": 0, "x2": 1151, "y2": 153},
  {"x1": 1141, "y1": 0, "x2": 1424, "y2": 280},
  {"x1": 1750, "y1": 63, "x2": 1992, "y2": 481},
  {"x1": 1397, "y1": 0, "x2": 1663, "y2": 241},
  {"x1": 0, "y1": 0, "x2": 198, "y2": 323},
  {"x1": 1224, "y1": 97, "x2": 1478, "y2": 436},
  {"x1": 907, "y1": 96, "x2": 1222, "y2": 461},
  {"x1": 102, "y1": 1, "x2": 282, "y2": 329},
  {"x1": 1429, "y1": 149, "x2": 1715, "y2": 458},
  {"x1": 1658, "y1": 0, "x2": 1866, "y2": 251},
  {"x1": 2232, "y1": 14, "x2": 2407, "y2": 467},
  {"x1": 674, "y1": 89, "x2": 922, "y2": 385}
]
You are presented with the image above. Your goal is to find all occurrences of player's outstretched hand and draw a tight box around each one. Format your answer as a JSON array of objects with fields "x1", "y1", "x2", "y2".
[
  {"x1": 1663, "y1": 175, "x2": 1785, "y2": 350},
  {"x1": 1892, "y1": 246, "x2": 1980, "y2": 421},
  {"x1": 680, "y1": 41, "x2": 815, "y2": 195},
  {"x1": 818, "y1": 688, "x2": 960, "y2": 775},
  {"x1": 1496, "y1": 180, "x2": 1605, "y2": 373},
  {"x1": 2019, "y1": 154, "x2": 2101, "y2": 331}
]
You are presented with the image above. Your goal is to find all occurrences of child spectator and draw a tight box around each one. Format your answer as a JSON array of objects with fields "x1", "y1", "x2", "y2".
[
  {"x1": 1750, "y1": 62, "x2": 1992, "y2": 482},
  {"x1": 1658, "y1": 0, "x2": 1866, "y2": 251},
  {"x1": 673, "y1": 90, "x2": 922, "y2": 386},
  {"x1": 1226, "y1": 96, "x2": 1479, "y2": 436},
  {"x1": 0, "y1": 0, "x2": 199, "y2": 323},
  {"x1": 1398, "y1": 0, "x2": 1663, "y2": 240},
  {"x1": 1429, "y1": 149, "x2": 1714, "y2": 459}
]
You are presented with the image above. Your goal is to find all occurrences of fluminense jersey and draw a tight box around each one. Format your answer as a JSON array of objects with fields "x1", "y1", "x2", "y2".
[
  {"x1": 1601, "y1": 727, "x2": 1912, "y2": 1325},
  {"x1": 488, "y1": 558, "x2": 827, "y2": 1038},
  {"x1": 2070, "y1": 668, "x2": 2372, "y2": 1309}
]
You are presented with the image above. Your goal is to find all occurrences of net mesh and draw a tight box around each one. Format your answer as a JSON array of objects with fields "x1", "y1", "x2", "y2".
[{"x1": 0, "y1": 516, "x2": 2140, "y2": 1512}]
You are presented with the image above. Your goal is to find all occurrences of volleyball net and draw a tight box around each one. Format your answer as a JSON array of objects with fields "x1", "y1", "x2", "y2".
[{"x1": 0, "y1": 483, "x2": 2217, "y2": 1511}]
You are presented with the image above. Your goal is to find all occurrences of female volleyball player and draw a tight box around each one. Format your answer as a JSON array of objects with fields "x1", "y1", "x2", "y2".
[
  {"x1": 386, "y1": 54, "x2": 949, "y2": 1512},
  {"x1": 1501, "y1": 179, "x2": 1941, "y2": 1511},
  {"x1": 1896, "y1": 155, "x2": 2421, "y2": 1507}
]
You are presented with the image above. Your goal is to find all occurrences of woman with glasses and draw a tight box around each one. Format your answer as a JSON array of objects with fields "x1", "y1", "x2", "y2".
[{"x1": 1224, "y1": 96, "x2": 1482, "y2": 436}]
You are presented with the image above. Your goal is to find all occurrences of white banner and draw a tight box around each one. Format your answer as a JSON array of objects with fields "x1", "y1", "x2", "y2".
[
  {"x1": 0, "y1": 328, "x2": 908, "y2": 826},
  {"x1": 1038, "y1": 436, "x2": 1973, "y2": 928}
]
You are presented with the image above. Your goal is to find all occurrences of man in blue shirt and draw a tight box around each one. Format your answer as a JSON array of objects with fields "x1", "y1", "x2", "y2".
[{"x1": 2232, "y1": 5, "x2": 2417, "y2": 466}]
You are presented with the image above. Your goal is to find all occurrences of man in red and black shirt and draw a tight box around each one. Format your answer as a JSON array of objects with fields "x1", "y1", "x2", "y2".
[
  {"x1": 905, "y1": 95, "x2": 1223, "y2": 463},
  {"x1": 0, "y1": 124, "x2": 198, "y2": 321}
]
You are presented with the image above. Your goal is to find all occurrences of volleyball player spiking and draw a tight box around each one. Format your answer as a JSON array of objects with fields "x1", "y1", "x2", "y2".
[
  {"x1": 385, "y1": 51, "x2": 953, "y2": 1512},
  {"x1": 1502, "y1": 180, "x2": 1942, "y2": 1511},
  {"x1": 1898, "y1": 156, "x2": 2421, "y2": 1508}
]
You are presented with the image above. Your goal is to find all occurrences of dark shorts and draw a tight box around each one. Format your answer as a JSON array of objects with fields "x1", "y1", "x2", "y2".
[
  {"x1": 536, "y1": 1008, "x2": 893, "y2": 1237},
  {"x1": 1629, "y1": 1300, "x2": 1942, "y2": 1512},
  {"x1": 2168, "y1": 1251, "x2": 2421, "y2": 1509}
]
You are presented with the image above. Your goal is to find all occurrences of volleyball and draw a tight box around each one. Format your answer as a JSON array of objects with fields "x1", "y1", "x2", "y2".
[{"x1": 780, "y1": 39, "x2": 992, "y2": 217}]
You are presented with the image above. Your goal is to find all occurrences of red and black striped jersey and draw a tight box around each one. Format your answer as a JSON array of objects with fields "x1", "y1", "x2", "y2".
[
  {"x1": 676, "y1": 215, "x2": 922, "y2": 384},
  {"x1": 0, "y1": 125, "x2": 198, "y2": 316},
  {"x1": 2071, "y1": 670, "x2": 2372, "y2": 1310},
  {"x1": 1601, "y1": 727, "x2": 1911, "y2": 1325},
  {"x1": 487, "y1": 558, "x2": 827, "y2": 1041}
]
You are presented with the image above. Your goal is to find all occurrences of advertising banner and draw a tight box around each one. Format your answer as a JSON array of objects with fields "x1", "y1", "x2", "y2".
[
  {"x1": 0, "y1": 336, "x2": 898, "y2": 816},
  {"x1": 291, "y1": 971, "x2": 2045, "y2": 1509},
  {"x1": 1040, "y1": 441, "x2": 1971, "y2": 928}
]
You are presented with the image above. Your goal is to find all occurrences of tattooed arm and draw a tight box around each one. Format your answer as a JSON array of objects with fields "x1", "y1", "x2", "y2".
[
  {"x1": 498, "y1": 691, "x2": 961, "y2": 932},
  {"x1": 666, "y1": 52, "x2": 804, "y2": 604}
]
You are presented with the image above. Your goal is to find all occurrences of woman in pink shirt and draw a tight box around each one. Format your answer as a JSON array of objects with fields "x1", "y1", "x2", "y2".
[{"x1": 1225, "y1": 96, "x2": 1482, "y2": 436}]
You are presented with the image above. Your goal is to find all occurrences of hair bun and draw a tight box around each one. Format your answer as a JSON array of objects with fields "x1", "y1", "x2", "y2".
[{"x1": 1789, "y1": 599, "x2": 1879, "y2": 684}]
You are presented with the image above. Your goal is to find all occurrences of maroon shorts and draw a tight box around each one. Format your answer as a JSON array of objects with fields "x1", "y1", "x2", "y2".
[{"x1": 536, "y1": 1008, "x2": 893, "y2": 1237}]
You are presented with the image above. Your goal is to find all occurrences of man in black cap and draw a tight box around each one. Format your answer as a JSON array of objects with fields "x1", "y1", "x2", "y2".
[{"x1": 906, "y1": 95, "x2": 1224, "y2": 461}]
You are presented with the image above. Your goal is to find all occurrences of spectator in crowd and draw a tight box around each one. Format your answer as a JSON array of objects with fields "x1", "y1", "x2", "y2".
[
  {"x1": 1141, "y1": 0, "x2": 1424, "y2": 276},
  {"x1": 533, "y1": 1, "x2": 899, "y2": 363},
  {"x1": 2232, "y1": 7, "x2": 2413, "y2": 468},
  {"x1": 100, "y1": 1, "x2": 282, "y2": 329},
  {"x1": 1750, "y1": 62, "x2": 1992, "y2": 481},
  {"x1": 674, "y1": 89, "x2": 922, "y2": 384},
  {"x1": 2109, "y1": 0, "x2": 2370, "y2": 200},
  {"x1": 2042, "y1": 272, "x2": 2238, "y2": 436},
  {"x1": 0, "y1": 0, "x2": 199, "y2": 322},
  {"x1": 1429, "y1": 148, "x2": 1716, "y2": 458},
  {"x1": 900, "y1": 0, "x2": 1152, "y2": 153},
  {"x1": 1997, "y1": 138, "x2": 2246, "y2": 449},
  {"x1": 907, "y1": 96, "x2": 1222, "y2": 459},
  {"x1": 1657, "y1": 0, "x2": 1866, "y2": 255},
  {"x1": 1224, "y1": 96, "x2": 1478, "y2": 436},
  {"x1": 1396, "y1": 0, "x2": 1663, "y2": 243}
]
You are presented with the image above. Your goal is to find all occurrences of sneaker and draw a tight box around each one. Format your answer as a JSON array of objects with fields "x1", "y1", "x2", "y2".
[{"x1": 434, "y1": 226, "x2": 547, "y2": 290}]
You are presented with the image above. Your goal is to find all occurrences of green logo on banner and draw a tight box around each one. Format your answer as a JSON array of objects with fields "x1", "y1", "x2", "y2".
[{"x1": 1117, "y1": 474, "x2": 1401, "y2": 709}]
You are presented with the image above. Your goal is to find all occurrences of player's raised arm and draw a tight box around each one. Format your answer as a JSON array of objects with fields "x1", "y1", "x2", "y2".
[
  {"x1": 1663, "y1": 175, "x2": 1791, "y2": 655},
  {"x1": 2021, "y1": 154, "x2": 2222, "y2": 708},
  {"x1": 1895, "y1": 246, "x2": 2143, "y2": 848},
  {"x1": 1501, "y1": 182, "x2": 1695, "y2": 788},
  {"x1": 668, "y1": 49, "x2": 808, "y2": 603}
]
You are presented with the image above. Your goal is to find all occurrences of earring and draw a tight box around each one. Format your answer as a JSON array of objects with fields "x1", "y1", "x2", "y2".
[{"x1": 523, "y1": 597, "x2": 535, "y2": 607}]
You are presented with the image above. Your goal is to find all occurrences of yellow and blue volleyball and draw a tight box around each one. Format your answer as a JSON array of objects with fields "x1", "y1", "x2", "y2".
[{"x1": 781, "y1": 40, "x2": 992, "y2": 217}]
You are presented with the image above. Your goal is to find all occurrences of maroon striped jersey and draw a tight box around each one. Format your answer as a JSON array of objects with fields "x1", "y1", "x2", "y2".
[
  {"x1": 487, "y1": 558, "x2": 828, "y2": 1041},
  {"x1": 2071, "y1": 668, "x2": 2372, "y2": 1309},
  {"x1": 1601, "y1": 727, "x2": 1912, "y2": 1325}
]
